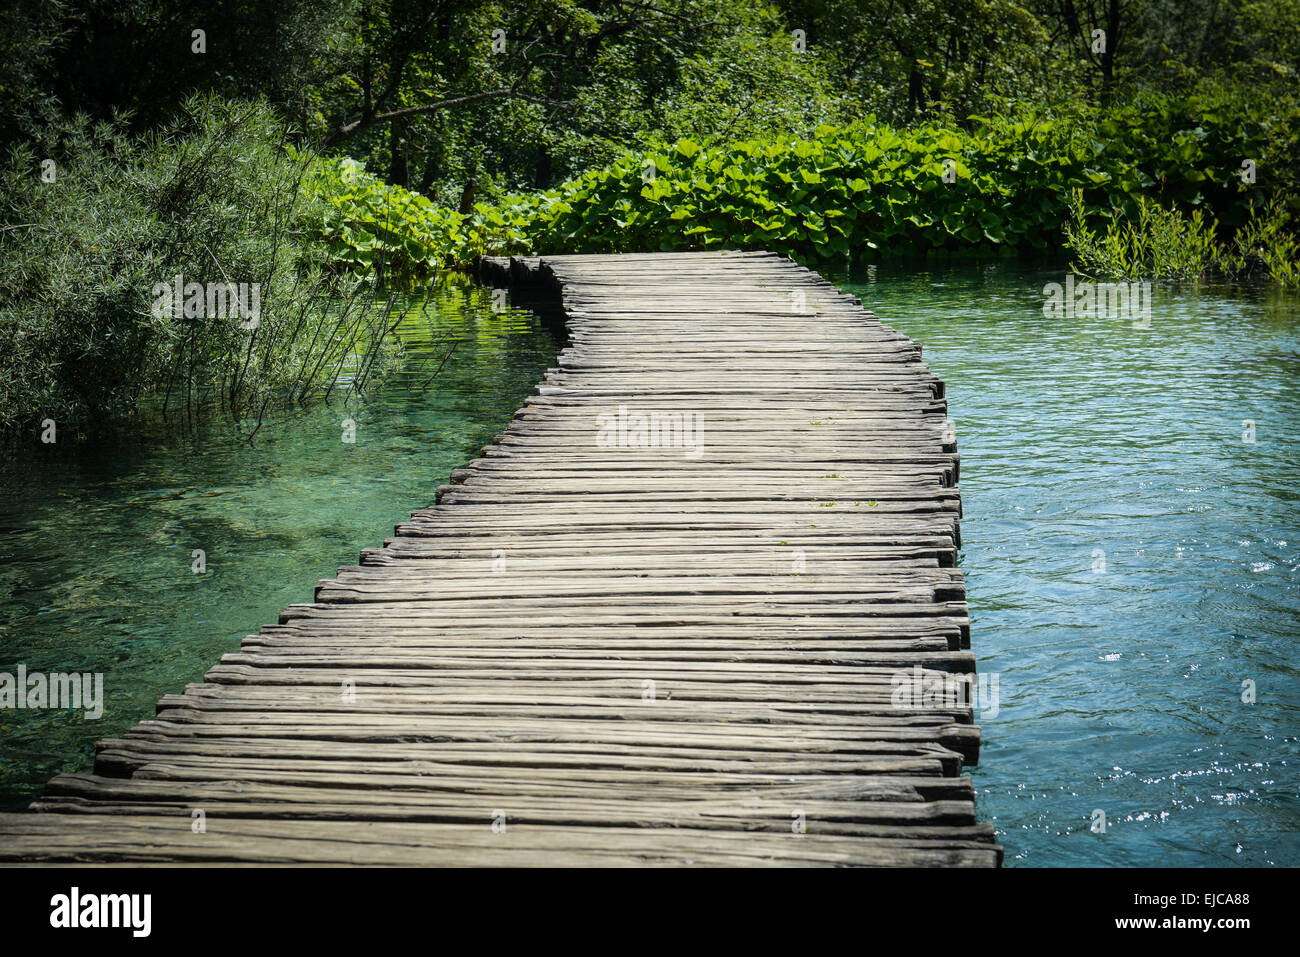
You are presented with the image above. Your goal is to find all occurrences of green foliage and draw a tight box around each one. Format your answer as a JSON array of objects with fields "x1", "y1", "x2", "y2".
[
  {"x1": 299, "y1": 154, "x2": 469, "y2": 277},
  {"x1": 5, "y1": 0, "x2": 357, "y2": 141},
  {"x1": 8, "y1": 0, "x2": 1300, "y2": 214},
  {"x1": 3, "y1": 0, "x2": 1296, "y2": 441},
  {"x1": 549, "y1": 10, "x2": 860, "y2": 176},
  {"x1": 1066, "y1": 190, "x2": 1300, "y2": 285},
  {"x1": 0, "y1": 0, "x2": 70, "y2": 146},
  {"x1": 512, "y1": 119, "x2": 1037, "y2": 260},
  {"x1": 1226, "y1": 198, "x2": 1300, "y2": 286},
  {"x1": 776, "y1": 0, "x2": 1061, "y2": 122},
  {"x1": 377, "y1": 91, "x2": 1295, "y2": 272},
  {"x1": 1065, "y1": 190, "x2": 1221, "y2": 280},
  {"x1": 0, "y1": 96, "x2": 399, "y2": 438}
]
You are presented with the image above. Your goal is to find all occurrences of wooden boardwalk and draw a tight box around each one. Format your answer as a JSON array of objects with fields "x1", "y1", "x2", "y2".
[{"x1": 0, "y1": 251, "x2": 1000, "y2": 866}]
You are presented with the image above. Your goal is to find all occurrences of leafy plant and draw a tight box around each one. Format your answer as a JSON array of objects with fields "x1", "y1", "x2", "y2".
[
  {"x1": 0, "y1": 96, "x2": 403, "y2": 438},
  {"x1": 1219, "y1": 197, "x2": 1300, "y2": 287},
  {"x1": 370, "y1": 91, "x2": 1295, "y2": 274},
  {"x1": 1065, "y1": 189, "x2": 1220, "y2": 281},
  {"x1": 1066, "y1": 189, "x2": 1300, "y2": 285},
  {"x1": 299, "y1": 155, "x2": 474, "y2": 278}
]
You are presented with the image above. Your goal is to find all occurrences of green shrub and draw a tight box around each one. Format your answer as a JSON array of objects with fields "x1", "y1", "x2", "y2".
[
  {"x1": 298, "y1": 154, "x2": 481, "y2": 277},
  {"x1": 1220, "y1": 197, "x2": 1300, "y2": 286},
  {"x1": 0, "y1": 96, "x2": 400, "y2": 438},
  {"x1": 1066, "y1": 190, "x2": 1300, "y2": 285},
  {"x1": 1065, "y1": 189, "x2": 1222, "y2": 281},
  {"x1": 380, "y1": 91, "x2": 1295, "y2": 272}
]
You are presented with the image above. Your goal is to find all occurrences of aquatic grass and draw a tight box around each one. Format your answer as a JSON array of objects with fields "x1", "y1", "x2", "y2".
[
  {"x1": 1220, "y1": 197, "x2": 1300, "y2": 287},
  {"x1": 1066, "y1": 189, "x2": 1300, "y2": 286},
  {"x1": 1065, "y1": 189, "x2": 1221, "y2": 281}
]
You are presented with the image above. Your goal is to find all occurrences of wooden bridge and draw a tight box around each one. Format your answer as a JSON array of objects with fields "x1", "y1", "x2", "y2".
[{"x1": 0, "y1": 251, "x2": 1000, "y2": 866}]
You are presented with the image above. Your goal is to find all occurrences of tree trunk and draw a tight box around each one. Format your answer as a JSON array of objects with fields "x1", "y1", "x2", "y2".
[
  {"x1": 458, "y1": 176, "x2": 477, "y2": 215},
  {"x1": 907, "y1": 65, "x2": 925, "y2": 117},
  {"x1": 1099, "y1": 0, "x2": 1122, "y2": 104},
  {"x1": 417, "y1": 148, "x2": 438, "y2": 195},
  {"x1": 535, "y1": 143, "x2": 552, "y2": 189},
  {"x1": 388, "y1": 118, "x2": 409, "y2": 188}
]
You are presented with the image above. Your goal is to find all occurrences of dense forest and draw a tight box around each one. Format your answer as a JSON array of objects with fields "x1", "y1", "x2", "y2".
[{"x1": 2, "y1": 0, "x2": 1297, "y2": 435}]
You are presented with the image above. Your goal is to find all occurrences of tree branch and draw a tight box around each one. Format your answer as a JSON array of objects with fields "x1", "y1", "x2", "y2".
[{"x1": 323, "y1": 87, "x2": 569, "y2": 147}]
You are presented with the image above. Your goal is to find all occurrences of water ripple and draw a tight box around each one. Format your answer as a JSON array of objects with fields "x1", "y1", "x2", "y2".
[{"x1": 843, "y1": 264, "x2": 1300, "y2": 867}]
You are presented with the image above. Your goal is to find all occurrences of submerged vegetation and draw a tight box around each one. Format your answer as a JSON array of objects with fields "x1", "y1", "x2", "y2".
[{"x1": 1, "y1": 0, "x2": 1298, "y2": 438}]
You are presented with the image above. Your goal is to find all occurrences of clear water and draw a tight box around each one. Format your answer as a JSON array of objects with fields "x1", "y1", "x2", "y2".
[
  {"x1": 840, "y1": 263, "x2": 1300, "y2": 867},
  {"x1": 0, "y1": 276, "x2": 561, "y2": 810},
  {"x1": 2, "y1": 262, "x2": 1296, "y2": 868}
]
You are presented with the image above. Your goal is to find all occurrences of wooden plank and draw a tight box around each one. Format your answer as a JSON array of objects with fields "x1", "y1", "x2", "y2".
[{"x1": 0, "y1": 813, "x2": 1001, "y2": 866}]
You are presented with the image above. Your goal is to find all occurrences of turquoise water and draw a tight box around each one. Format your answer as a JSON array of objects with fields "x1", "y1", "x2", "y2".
[
  {"x1": 2, "y1": 262, "x2": 1296, "y2": 868},
  {"x1": 0, "y1": 276, "x2": 560, "y2": 810},
  {"x1": 840, "y1": 264, "x2": 1300, "y2": 867}
]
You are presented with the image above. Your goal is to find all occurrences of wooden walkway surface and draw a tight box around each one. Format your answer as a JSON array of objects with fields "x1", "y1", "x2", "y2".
[{"x1": 0, "y1": 250, "x2": 1000, "y2": 866}]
